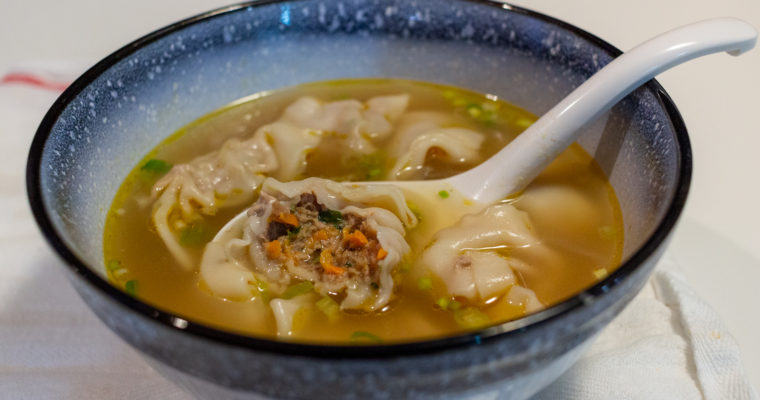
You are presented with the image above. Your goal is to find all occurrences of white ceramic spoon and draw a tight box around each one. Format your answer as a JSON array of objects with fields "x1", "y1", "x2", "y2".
[{"x1": 216, "y1": 18, "x2": 756, "y2": 238}]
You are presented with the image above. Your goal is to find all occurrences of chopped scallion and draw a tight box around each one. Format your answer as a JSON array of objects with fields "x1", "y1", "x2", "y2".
[
  {"x1": 350, "y1": 331, "x2": 383, "y2": 344},
  {"x1": 406, "y1": 201, "x2": 423, "y2": 222},
  {"x1": 140, "y1": 159, "x2": 172, "y2": 175},
  {"x1": 179, "y1": 222, "x2": 210, "y2": 247},
  {"x1": 417, "y1": 277, "x2": 433, "y2": 291},
  {"x1": 436, "y1": 297, "x2": 451, "y2": 310},
  {"x1": 281, "y1": 281, "x2": 314, "y2": 299},
  {"x1": 453, "y1": 307, "x2": 491, "y2": 330},
  {"x1": 316, "y1": 296, "x2": 340, "y2": 322},
  {"x1": 124, "y1": 280, "x2": 138, "y2": 297},
  {"x1": 593, "y1": 268, "x2": 609, "y2": 280},
  {"x1": 438, "y1": 190, "x2": 450, "y2": 199}
]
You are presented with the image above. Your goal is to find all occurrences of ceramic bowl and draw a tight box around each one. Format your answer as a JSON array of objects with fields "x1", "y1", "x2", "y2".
[{"x1": 26, "y1": 1, "x2": 690, "y2": 398}]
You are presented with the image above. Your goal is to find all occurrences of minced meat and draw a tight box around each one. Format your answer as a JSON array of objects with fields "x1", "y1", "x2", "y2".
[{"x1": 261, "y1": 193, "x2": 385, "y2": 289}]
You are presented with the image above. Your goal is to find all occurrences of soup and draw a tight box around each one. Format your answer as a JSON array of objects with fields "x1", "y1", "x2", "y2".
[{"x1": 103, "y1": 79, "x2": 623, "y2": 343}]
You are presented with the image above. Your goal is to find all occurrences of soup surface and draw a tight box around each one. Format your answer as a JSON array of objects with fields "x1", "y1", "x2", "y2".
[{"x1": 104, "y1": 79, "x2": 623, "y2": 343}]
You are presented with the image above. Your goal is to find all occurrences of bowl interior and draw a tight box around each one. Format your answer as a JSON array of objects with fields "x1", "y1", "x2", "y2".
[{"x1": 32, "y1": 0, "x2": 685, "y2": 334}]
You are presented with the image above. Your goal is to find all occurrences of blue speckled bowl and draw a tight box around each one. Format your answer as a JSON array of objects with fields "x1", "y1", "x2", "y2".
[{"x1": 26, "y1": 1, "x2": 690, "y2": 399}]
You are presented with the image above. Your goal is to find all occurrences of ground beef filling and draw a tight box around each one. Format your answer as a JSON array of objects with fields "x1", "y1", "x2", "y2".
[{"x1": 262, "y1": 193, "x2": 387, "y2": 288}]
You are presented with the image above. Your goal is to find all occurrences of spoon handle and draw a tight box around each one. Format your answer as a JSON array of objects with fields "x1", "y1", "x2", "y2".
[{"x1": 450, "y1": 18, "x2": 757, "y2": 203}]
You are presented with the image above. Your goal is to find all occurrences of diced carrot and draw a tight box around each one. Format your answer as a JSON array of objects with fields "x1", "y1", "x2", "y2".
[
  {"x1": 319, "y1": 250, "x2": 345, "y2": 275},
  {"x1": 345, "y1": 230, "x2": 369, "y2": 248},
  {"x1": 313, "y1": 229, "x2": 329, "y2": 241},
  {"x1": 265, "y1": 240, "x2": 282, "y2": 259},
  {"x1": 377, "y1": 248, "x2": 388, "y2": 260},
  {"x1": 274, "y1": 213, "x2": 299, "y2": 227}
]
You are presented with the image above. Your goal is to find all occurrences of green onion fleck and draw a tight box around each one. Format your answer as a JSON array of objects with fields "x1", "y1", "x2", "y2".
[
  {"x1": 316, "y1": 296, "x2": 340, "y2": 322},
  {"x1": 124, "y1": 280, "x2": 138, "y2": 297},
  {"x1": 107, "y1": 260, "x2": 122, "y2": 271},
  {"x1": 140, "y1": 159, "x2": 172, "y2": 175},
  {"x1": 436, "y1": 297, "x2": 451, "y2": 310},
  {"x1": 593, "y1": 268, "x2": 609, "y2": 280},
  {"x1": 318, "y1": 209, "x2": 343, "y2": 226},
  {"x1": 350, "y1": 331, "x2": 383, "y2": 344},
  {"x1": 179, "y1": 222, "x2": 210, "y2": 247},
  {"x1": 515, "y1": 117, "x2": 534, "y2": 129},
  {"x1": 417, "y1": 277, "x2": 433, "y2": 291},
  {"x1": 448, "y1": 300, "x2": 462, "y2": 311},
  {"x1": 438, "y1": 190, "x2": 450, "y2": 199},
  {"x1": 367, "y1": 168, "x2": 382, "y2": 179},
  {"x1": 453, "y1": 307, "x2": 491, "y2": 330},
  {"x1": 281, "y1": 281, "x2": 314, "y2": 299},
  {"x1": 253, "y1": 280, "x2": 272, "y2": 303},
  {"x1": 466, "y1": 103, "x2": 483, "y2": 118}
]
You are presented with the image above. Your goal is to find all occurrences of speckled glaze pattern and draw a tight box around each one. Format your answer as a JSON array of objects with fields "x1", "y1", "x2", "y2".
[{"x1": 27, "y1": 1, "x2": 691, "y2": 399}]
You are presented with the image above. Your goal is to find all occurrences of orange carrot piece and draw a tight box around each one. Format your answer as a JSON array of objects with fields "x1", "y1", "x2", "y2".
[
  {"x1": 274, "y1": 213, "x2": 299, "y2": 227},
  {"x1": 319, "y1": 250, "x2": 345, "y2": 275},
  {"x1": 345, "y1": 230, "x2": 369, "y2": 248},
  {"x1": 313, "y1": 229, "x2": 329, "y2": 241},
  {"x1": 265, "y1": 240, "x2": 282, "y2": 259},
  {"x1": 377, "y1": 248, "x2": 388, "y2": 260}
]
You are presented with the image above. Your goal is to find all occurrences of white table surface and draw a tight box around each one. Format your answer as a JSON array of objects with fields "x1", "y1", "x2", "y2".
[{"x1": 1, "y1": 0, "x2": 758, "y2": 393}]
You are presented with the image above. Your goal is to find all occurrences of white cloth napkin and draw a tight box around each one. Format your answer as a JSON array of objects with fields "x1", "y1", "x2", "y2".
[{"x1": 0, "y1": 65, "x2": 756, "y2": 400}]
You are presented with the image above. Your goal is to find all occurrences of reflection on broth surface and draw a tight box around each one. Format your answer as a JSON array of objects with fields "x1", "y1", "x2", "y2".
[{"x1": 103, "y1": 79, "x2": 623, "y2": 343}]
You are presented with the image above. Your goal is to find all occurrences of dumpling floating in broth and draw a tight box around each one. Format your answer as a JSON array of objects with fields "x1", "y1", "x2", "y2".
[
  {"x1": 388, "y1": 111, "x2": 485, "y2": 180},
  {"x1": 421, "y1": 203, "x2": 545, "y2": 311}
]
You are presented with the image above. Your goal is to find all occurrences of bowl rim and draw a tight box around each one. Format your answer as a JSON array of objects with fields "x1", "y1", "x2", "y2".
[{"x1": 26, "y1": 0, "x2": 692, "y2": 359}]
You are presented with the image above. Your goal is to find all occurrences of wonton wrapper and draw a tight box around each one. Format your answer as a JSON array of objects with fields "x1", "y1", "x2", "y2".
[
  {"x1": 421, "y1": 203, "x2": 544, "y2": 308},
  {"x1": 387, "y1": 111, "x2": 485, "y2": 180},
  {"x1": 200, "y1": 177, "x2": 416, "y2": 313}
]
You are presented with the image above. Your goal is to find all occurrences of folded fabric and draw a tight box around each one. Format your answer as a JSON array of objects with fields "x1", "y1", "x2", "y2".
[{"x1": 0, "y1": 65, "x2": 755, "y2": 400}]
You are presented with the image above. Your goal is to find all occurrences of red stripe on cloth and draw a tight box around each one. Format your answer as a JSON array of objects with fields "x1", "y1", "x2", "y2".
[{"x1": 0, "y1": 73, "x2": 70, "y2": 92}]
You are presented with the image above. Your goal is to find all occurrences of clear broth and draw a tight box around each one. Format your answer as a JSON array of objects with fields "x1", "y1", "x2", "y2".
[{"x1": 104, "y1": 79, "x2": 623, "y2": 343}]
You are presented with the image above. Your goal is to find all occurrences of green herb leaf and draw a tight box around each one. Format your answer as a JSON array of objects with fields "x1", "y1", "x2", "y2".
[
  {"x1": 140, "y1": 159, "x2": 172, "y2": 175},
  {"x1": 179, "y1": 222, "x2": 211, "y2": 247},
  {"x1": 417, "y1": 277, "x2": 433, "y2": 291},
  {"x1": 350, "y1": 331, "x2": 383, "y2": 344},
  {"x1": 281, "y1": 281, "x2": 314, "y2": 299},
  {"x1": 124, "y1": 280, "x2": 138, "y2": 297},
  {"x1": 316, "y1": 296, "x2": 340, "y2": 322},
  {"x1": 318, "y1": 209, "x2": 343, "y2": 226},
  {"x1": 438, "y1": 190, "x2": 450, "y2": 199},
  {"x1": 453, "y1": 307, "x2": 491, "y2": 330}
]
